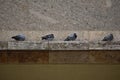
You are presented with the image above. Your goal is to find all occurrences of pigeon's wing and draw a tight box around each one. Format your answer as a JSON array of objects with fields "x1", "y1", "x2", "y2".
[
  {"x1": 19, "y1": 35, "x2": 25, "y2": 40},
  {"x1": 102, "y1": 34, "x2": 113, "y2": 41},
  {"x1": 69, "y1": 34, "x2": 74, "y2": 37},
  {"x1": 42, "y1": 34, "x2": 54, "y2": 41},
  {"x1": 64, "y1": 37, "x2": 70, "y2": 41},
  {"x1": 102, "y1": 36, "x2": 107, "y2": 41}
]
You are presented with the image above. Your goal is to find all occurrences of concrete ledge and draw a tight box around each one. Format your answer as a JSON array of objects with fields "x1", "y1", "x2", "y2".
[
  {"x1": 1, "y1": 41, "x2": 120, "y2": 50},
  {"x1": 0, "y1": 31, "x2": 120, "y2": 50},
  {"x1": 8, "y1": 41, "x2": 48, "y2": 50},
  {"x1": 89, "y1": 41, "x2": 120, "y2": 50},
  {"x1": 48, "y1": 41, "x2": 89, "y2": 50}
]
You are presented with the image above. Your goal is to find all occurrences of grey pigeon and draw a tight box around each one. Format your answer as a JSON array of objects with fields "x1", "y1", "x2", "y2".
[
  {"x1": 102, "y1": 34, "x2": 114, "y2": 41},
  {"x1": 12, "y1": 34, "x2": 25, "y2": 41},
  {"x1": 42, "y1": 34, "x2": 54, "y2": 41},
  {"x1": 64, "y1": 33, "x2": 77, "y2": 41}
]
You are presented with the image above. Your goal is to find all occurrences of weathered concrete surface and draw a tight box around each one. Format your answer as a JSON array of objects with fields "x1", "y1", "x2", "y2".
[
  {"x1": 1, "y1": 50, "x2": 120, "y2": 64},
  {"x1": 0, "y1": 51, "x2": 7, "y2": 63},
  {"x1": 49, "y1": 51, "x2": 89, "y2": 64},
  {"x1": 0, "y1": 0, "x2": 120, "y2": 31},
  {"x1": 1, "y1": 41, "x2": 120, "y2": 50},
  {"x1": 0, "y1": 41, "x2": 8, "y2": 50},
  {"x1": 89, "y1": 41, "x2": 120, "y2": 50},
  {"x1": 89, "y1": 50, "x2": 120, "y2": 64},
  {"x1": 8, "y1": 41, "x2": 48, "y2": 50},
  {"x1": 0, "y1": 50, "x2": 49, "y2": 64},
  {"x1": 49, "y1": 50, "x2": 120, "y2": 64},
  {"x1": 48, "y1": 41, "x2": 89, "y2": 50},
  {"x1": 7, "y1": 50, "x2": 49, "y2": 64}
]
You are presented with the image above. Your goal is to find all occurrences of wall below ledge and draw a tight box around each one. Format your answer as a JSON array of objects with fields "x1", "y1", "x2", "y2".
[{"x1": 0, "y1": 50, "x2": 120, "y2": 64}]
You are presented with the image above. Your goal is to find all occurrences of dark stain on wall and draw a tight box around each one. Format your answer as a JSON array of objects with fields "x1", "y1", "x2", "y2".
[{"x1": 0, "y1": 50, "x2": 120, "y2": 64}]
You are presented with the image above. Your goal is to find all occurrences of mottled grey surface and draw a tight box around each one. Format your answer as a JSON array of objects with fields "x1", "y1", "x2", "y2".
[
  {"x1": 0, "y1": 41, "x2": 8, "y2": 50},
  {"x1": 0, "y1": 0, "x2": 120, "y2": 31}
]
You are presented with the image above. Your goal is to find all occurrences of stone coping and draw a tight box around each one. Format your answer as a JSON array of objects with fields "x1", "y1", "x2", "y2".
[{"x1": 0, "y1": 41, "x2": 120, "y2": 50}]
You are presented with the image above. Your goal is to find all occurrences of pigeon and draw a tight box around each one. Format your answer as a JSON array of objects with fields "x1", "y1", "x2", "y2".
[
  {"x1": 11, "y1": 34, "x2": 25, "y2": 41},
  {"x1": 42, "y1": 34, "x2": 54, "y2": 41},
  {"x1": 64, "y1": 33, "x2": 77, "y2": 41},
  {"x1": 102, "y1": 34, "x2": 114, "y2": 41}
]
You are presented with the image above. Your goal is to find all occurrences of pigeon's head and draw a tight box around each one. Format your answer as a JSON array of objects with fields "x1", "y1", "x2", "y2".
[
  {"x1": 50, "y1": 34, "x2": 54, "y2": 37},
  {"x1": 51, "y1": 34, "x2": 54, "y2": 36},
  {"x1": 74, "y1": 33, "x2": 77, "y2": 38},
  {"x1": 109, "y1": 33, "x2": 113, "y2": 37}
]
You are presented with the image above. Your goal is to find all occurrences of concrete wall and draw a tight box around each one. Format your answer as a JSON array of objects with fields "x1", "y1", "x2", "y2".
[
  {"x1": 0, "y1": 50, "x2": 120, "y2": 80},
  {"x1": 0, "y1": 0, "x2": 120, "y2": 31}
]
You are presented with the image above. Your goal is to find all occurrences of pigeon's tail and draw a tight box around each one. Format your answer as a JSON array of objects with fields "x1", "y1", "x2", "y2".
[
  {"x1": 42, "y1": 37, "x2": 46, "y2": 40},
  {"x1": 102, "y1": 38, "x2": 107, "y2": 41},
  {"x1": 74, "y1": 33, "x2": 77, "y2": 38},
  {"x1": 11, "y1": 35, "x2": 25, "y2": 41},
  {"x1": 11, "y1": 36, "x2": 15, "y2": 39},
  {"x1": 64, "y1": 38, "x2": 69, "y2": 41}
]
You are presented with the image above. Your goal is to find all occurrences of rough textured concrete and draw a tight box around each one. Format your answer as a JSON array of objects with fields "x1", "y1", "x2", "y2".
[
  {"x1": 0, "y1": 41, "x2": 8, "y2": 50},
  {"x1": 89, "y1": 41, "x2": 120, "y2": 50},
  {"x1": 48, "y1": 41, "x2": 89, "y2": 50},
  {"x1": 8, "y1": 41, "x2": 48, "y2": 50},
  {"x1": 0, "y1": 0, "x2": 120, "y2": 31}
]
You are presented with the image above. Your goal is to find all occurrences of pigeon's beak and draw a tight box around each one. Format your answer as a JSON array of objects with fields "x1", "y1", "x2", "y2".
[{"x1": 11, "y1": 37, "x2": 14, "y2": 39}]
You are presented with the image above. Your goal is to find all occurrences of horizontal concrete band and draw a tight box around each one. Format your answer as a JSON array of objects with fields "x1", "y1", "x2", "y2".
[
  {"x1": 0, "y1": 31, "x2": 120, "y2": 50},
  {"x1": 0, "y1": 41, "x2": 120, "y2": 50},
  {"x1": 0, "y1": 0, "x2": 120, "y2": 31}
]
